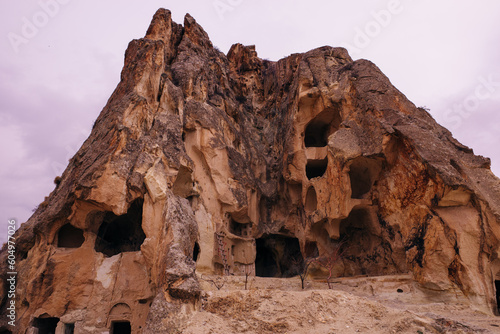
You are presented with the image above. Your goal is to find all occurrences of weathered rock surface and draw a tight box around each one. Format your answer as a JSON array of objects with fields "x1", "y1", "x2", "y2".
[{"x1": 1, "y1": 8, "x2": 500, "y2": 333}]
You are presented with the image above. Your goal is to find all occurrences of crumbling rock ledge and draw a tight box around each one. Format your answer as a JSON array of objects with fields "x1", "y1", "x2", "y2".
[{"x1": 1, "y1": 8, "x2": 500, "y2": 334}]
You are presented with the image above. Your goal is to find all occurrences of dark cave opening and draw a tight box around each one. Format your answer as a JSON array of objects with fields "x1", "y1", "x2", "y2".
[
  {"x1": 33, "y1": 317, "x2": 59, "y2": 334},
  {"x1": 94, "y1": 199, "x2": 146, "y2": 257},
  {"x1": 306, "y1": 158, "x2": 328, "y2": 179},
  {"x1": 193, "y1": 242, "x2": 200, "y2": 262},
  {"x1": 255, "y1": 235, "x2": 304, "y2": 278},
  {"x1": 57, "y1": 223, "x2": 85, "y2": 248},
  {"x1": 110, "y1": 321, "x2": 131, "y2": 334},
  {"x1": 304, "y1": 108, "x2": 341, "y2": 147},
  {"x1": 255, "y1": 238, "x2": 277, "y2": 277}
]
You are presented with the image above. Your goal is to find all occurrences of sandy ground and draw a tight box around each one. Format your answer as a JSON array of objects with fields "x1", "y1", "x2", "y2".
[{"x1": 176, "y1": 274, "x2": 500, "y2": 334}]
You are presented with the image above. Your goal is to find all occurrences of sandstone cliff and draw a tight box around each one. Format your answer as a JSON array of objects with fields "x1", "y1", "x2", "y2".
[{"x1": 1, "y1": 8, "x2": 500, "y2": 333}]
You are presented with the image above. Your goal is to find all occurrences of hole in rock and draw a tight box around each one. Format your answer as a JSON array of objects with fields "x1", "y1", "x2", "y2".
[
  {"x1": 496, "y1": 280, "x2": 500, "y2": 314},
  {"x1": 64, "y1": 323, "x2": 75, "y2": 334},
  {"x1": 94, "y1": 199, "x2": 146, "y2": 257},
  {"x1": 230, "y1": 219, "x2": 252, "y2": 237},
  {"x1": 33, "y1": 317, "x2": 60, "y2": 334},
  {"x1": 110, "y1": 321, "x2": 131, "y2": 334},
  {"x1": 57, "y1": 224, "x2": 84, "y2": 248},
  {"x1": 305, "y1": 186, "x2": 318, "y2": 212},
  {"x1": 306, "y1": 159, "x2": 328, "y2": 179},
  {"x1": 304, "y1": 108, "x2": 341, "y2": 147},
  {"x1": 193, "y1": 242, "x2": 200, "y2": 262},
  {"x1": 348, "y1": 157, "x2": 382, "y2": 199},
  {"x1": 255, "y1": 235, "x2": 304, "y2": 278}
]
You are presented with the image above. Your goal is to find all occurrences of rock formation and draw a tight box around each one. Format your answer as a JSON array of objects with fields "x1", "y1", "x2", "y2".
[{"x1": 1, "y1": 8, "x2": 500, "y2": 333}]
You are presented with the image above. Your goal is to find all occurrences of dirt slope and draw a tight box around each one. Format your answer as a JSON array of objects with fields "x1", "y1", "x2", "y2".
[{"x1": 178, "y1": 275, "x2": 500, "y2": 334}]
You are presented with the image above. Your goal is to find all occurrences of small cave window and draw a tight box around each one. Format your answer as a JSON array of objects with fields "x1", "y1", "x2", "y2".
[
  {"x1": 57, "y1": 224, "x2": 85, "y2": 248},
  {"x1": 306, "y1": 158, "x2": 328, "y2": 179},
  {"x1": 230, "y1": 219, "x2": 252, "y2": 238},
  {"x1": 110, "y1": 321, "x2": 131, "y2": 334},
  {"x1": 255, "y1": 235, "x2": 304, "y2": 278},
  {"x1": 94, "y1": 200, "x2": 146, "y2": 257},
  {"x1": 348, "y1": 157, "x2": 382, "y2": 199},
  {"x1": 193, "y1": 242, "x2": 200, "y2": 262},
  {"x1": 304, "y1": 108, "x2": 341, "y2": 147},
  {"x1": 305, "y1": 186, "x2": 318, "y2": 212},
  {"x1": 33, "y1": 317, "x2": 60, "y2": 334}
]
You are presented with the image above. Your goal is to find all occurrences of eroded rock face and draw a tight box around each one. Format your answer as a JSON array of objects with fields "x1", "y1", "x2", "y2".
[{"x1": 1, "y1": 8, "x2": 500, "y2": 333}]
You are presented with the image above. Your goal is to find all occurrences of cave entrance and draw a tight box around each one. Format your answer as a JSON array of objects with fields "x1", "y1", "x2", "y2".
[
  {"x1": 255, "y1": 235, "x2": 304, "y2": 278},
  {"x1": 306, "y1": 158, "x2": 328, "y2": 179},
  {"x1": 57, "y1": 223, "x2": 84, "y2": 248},
  {"x1": 304, "y1": 108, "x2": 341, "y2": 147},
  {"x1": 110, "y1": 321, "x2": 131, "y2": 334},
  {"x1": 255, "y1": 238, "x2": 277, "y2": 277},
  {"x1": 495, "y1": 280, "x2": 500, "y2": 314},
  {"x1": 33, "y1": 317, "x2": 59, "y2": 334},
  {"x1": 94, "y1": 199, "x2": 146, "y2": 257}
]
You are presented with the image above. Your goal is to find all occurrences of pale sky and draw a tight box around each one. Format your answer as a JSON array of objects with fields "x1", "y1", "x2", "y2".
[{"x1": 1, "y1": 0, "x2": 499, "y2": 242}]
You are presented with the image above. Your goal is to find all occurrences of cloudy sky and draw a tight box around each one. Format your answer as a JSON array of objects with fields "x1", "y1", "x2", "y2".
[{"x1": 1, "y1": 0, "x2": 499, "y2": 241}]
